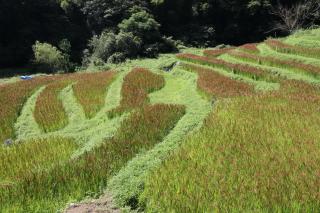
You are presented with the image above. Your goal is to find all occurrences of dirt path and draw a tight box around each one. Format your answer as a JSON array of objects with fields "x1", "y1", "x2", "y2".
[{"x1": 64, "y1": 193, "x2": 121, "y2": 213}]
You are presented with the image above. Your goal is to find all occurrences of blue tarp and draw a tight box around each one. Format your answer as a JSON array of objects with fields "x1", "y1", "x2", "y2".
[{"x1": 20, "y1": 75, "x2": 33, "y2": 80}]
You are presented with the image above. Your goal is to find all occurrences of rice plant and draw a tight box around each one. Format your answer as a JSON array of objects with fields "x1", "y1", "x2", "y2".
[
  {"x1": 73, "y1": 71, "x2": 116, "y2": 118},
  {"x1": 0, "y1": 104, "x2": 185, "y2": 212},
  {"x1": 177, "y1": 53, "x2": 275, "y2": 82},
  {"x1": 0, "y1": 77, "x2": 53, "y2": 142},
  {"x1": 203, "y1": 47, "x2": 235, "y2": 57},
  {"x1": 239, "y1": 43, "x2": 260, "y2": 53},
  {"x1": 266, "y1": 39, "x2": 320, "y2": 60},
  {"x1": 181, "y1": 63, "x2": 254, "y2": 97},
  {"x1": 142, "y1": 89, "x2": 320, "y2": 212},
  {"x1": 108, "y1": 68, "x2": 165, "y2": 117},
  {"x1": 34, "y1": 79, "x2": 72, "y2": 132},
  {"x1": 229, "y1": 50, "x2": 320, "y2": 79}
]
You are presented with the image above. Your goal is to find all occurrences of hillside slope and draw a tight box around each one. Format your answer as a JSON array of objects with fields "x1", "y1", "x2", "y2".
[{"x1": 0, "y1": 29, "x2": 320, "y2": 212}]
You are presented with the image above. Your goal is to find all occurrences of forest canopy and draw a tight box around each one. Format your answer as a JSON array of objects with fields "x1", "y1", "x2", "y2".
[{"x1": 0, "y1": 0, "x2": 319, "y2": 72}]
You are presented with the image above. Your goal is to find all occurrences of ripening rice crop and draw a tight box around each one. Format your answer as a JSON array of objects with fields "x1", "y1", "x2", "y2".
[
  {"x1": 0, "y1": 78, "x2": 53, "y2": 142},
  {"x1": 239, "y1": 43, "x2": 260, "y2": 53},
  {"x1": 0, "y1": 137, "x2": 77, "y2": 186},
  {"x1": 181, "y1": 63, "x2": 254, "y2": 97},
  {"x1": 266, "y1": 39, "x2": 320, "y2": 60},
  {"x1": 0, "y1": 104, "x2": 185, "y2": 212},
  {"x1": 108, "y1": 68, "x2": 165, "y2": 117},
  {"x1": 229, "y1": 51, "x2": 320, "y2": 78},
  {"x1": 73, "y1": 71, "x2": 116, "y2": 118},
  {"x1": 203, "y1": 47, "x2": 235, "y2": 57},
  {"x1": 142, "y1": 92, "x2": 320, "y2": 212},
  {"x1": 34, "y1": 79, "x2": 72, "y2": 133},
  {"x1": 177, "y1": 53, "x2": 275, "y2": 81}
]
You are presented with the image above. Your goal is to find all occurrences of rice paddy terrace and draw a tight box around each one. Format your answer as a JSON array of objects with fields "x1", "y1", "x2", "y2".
[{"x1": 1, "y1": 29, "x2": 320, "y2": 212}]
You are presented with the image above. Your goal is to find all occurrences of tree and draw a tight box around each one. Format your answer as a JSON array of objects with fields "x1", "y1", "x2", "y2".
[
  {"x1": 270, "y1": 0, "x2": 320, "y2": 34},
  {"x1": 80, "y1": 0, "x2": 147, "y2": 34},
  {"x1": 118, "y1": 10, "x2": 160, "y2": 43},
  {"x1": 32, "y1": 41, "x2": 71, "y2": 73}
]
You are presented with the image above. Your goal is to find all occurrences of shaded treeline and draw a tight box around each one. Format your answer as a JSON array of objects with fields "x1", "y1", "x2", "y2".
[{"x1": 0, "y1": 0, "x2": 317, "y2": 69}]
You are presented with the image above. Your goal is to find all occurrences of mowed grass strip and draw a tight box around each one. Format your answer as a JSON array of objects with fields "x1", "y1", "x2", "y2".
[
  {"x1": 266, "y1": 39, "x2": 320, "y2": 60},
  {"x1": 108, "y1": 68, "x2": 165, "y2": 117},
  {"x1": 142, "y1": 93, "x2": 320, "y2": 212},
  {"x1": 34, "y1": 79, "x2": 72, "y2": 132},
  {"x1": 203, "y1": 47, "x2": 235, "y2": 57},
  {"x1": 0, "y1": 78, "x2": 53, "y2": 142},
  {"x1": 177, "y1": 53, "x2": 275, "y2": 81},
  {"x1": 229, "y1": 51, "x2": 320, "y2": 79},
  {"x1": 73, "y1": 71, "x2": 116, "y2": 118},
  {"x1": 181, "y1": 63, "x2": 254, "y2": 97},
  {"x1": 0, "y1": 104, "x2": 185, "y2": 212}
]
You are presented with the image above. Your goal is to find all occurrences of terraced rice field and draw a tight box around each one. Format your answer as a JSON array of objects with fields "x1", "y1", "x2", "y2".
[{"x1": 1, "y1": 29, "x2": 320, "y2": 212}]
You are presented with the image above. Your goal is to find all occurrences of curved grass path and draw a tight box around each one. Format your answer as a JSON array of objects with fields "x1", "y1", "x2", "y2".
[
  {"x1": 108, "y1": 67, "x2": 212, "y2": 207},
  {"x1": 13, "y1": 56, "x2": 212, "y2": 210},
  {"x1": 15, "y1": 86, "x2": 46, "y2": 140}
]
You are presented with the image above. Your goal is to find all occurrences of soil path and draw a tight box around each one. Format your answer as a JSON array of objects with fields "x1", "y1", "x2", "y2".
[{"x1": 65, "y1": 193, "x2": 120, "y2": 213}]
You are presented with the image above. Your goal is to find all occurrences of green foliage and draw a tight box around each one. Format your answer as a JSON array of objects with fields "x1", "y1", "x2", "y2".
[
  {"x1": 85, "y1": 31, "x2": 142, "y2": 65},
  {"x1": 32, "y1": 41, "x2": 71, "y2": 73},
  {"x1": 118, "y1": 10, "x2": 160, "y2": 43}
]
